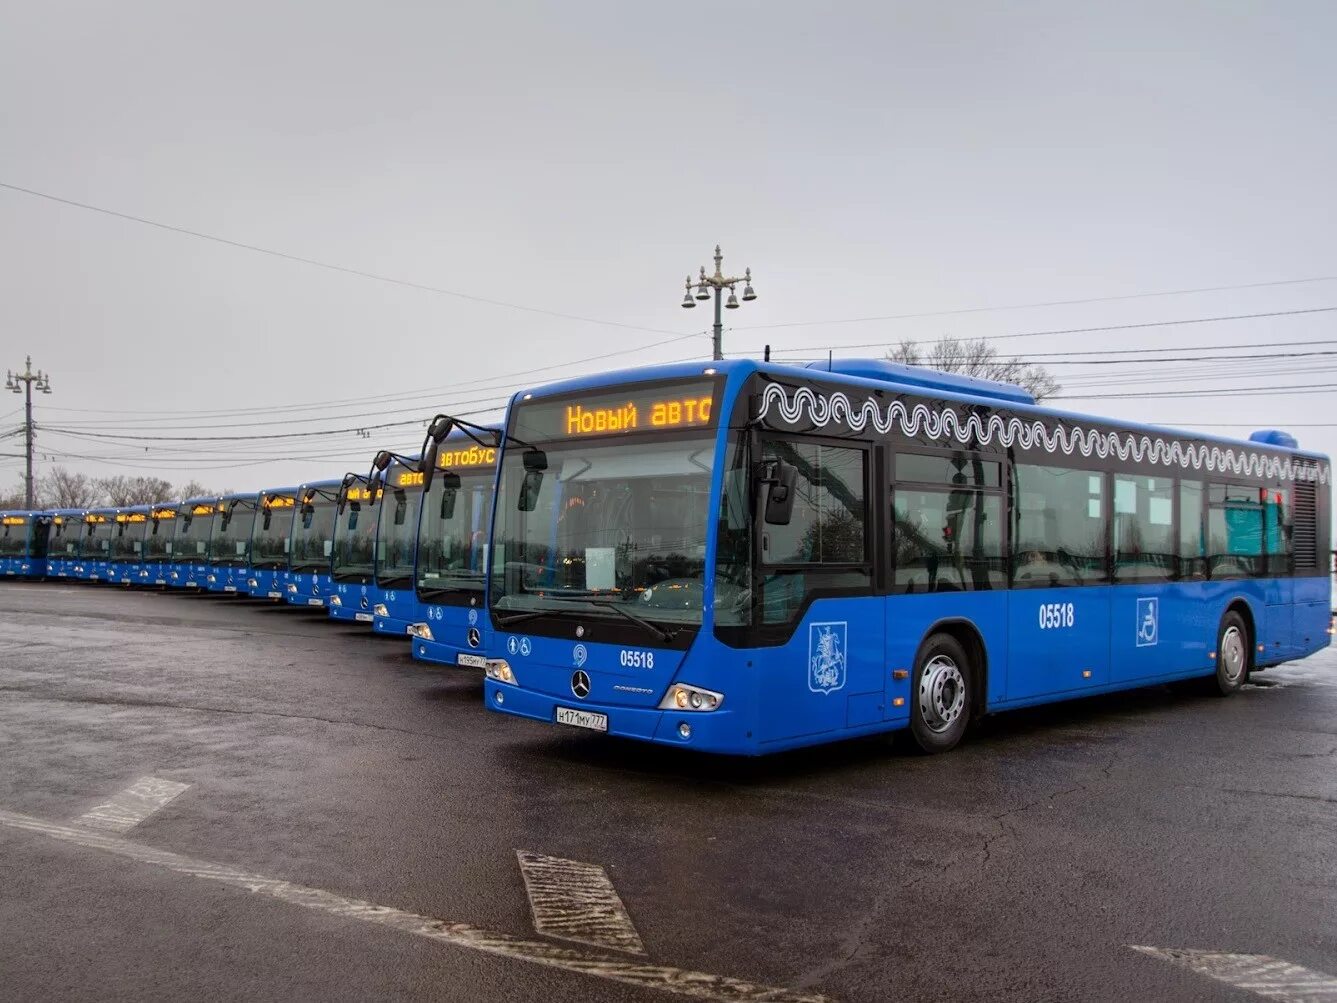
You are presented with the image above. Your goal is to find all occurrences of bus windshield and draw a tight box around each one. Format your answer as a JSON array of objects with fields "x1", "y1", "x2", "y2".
[
  {"x1": 143, "y1": 511, "x2": 178, "y2": 561},
  {"x1": 375, "y1": 473, "x2": 423, "y2": 588},
  {"x1": 209, "y1": 498, "x2": 257, "y2": 565},
  {"x1": 489, "y1": 434, "x2": 716, "y2": 628},
  {"x1": 111, "y1": 517, "x2": 147, "y2": 561},
  {"x1": 252, "y1": 496, "x2": 296, "y2": 569},
  {"x1": 332, "y1": 492, "x2": 377, "y2": 580},
  {"x1": 84, "y1": 515, "x2": 116, "y2": 559},
  {"x1": 290, "y1": 495, "x2": 337, "y2": 572},
  {"x1": 416, "y1": 468, "x2": 494, "y2": 601},
  {"x1": 0, "y1": 518, "x2": 28, "y2": 558},
  {"x1": 173, "y1": 504, "x2": 217, "y2": 562},
  {"x1": 52, "y1": 518, "x2": 83, "y2": 557}
]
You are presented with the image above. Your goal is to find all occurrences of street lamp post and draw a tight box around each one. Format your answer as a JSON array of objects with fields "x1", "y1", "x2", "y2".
[
  {"x1": 680, "y1": 244, "x2": 756, "y2": 361},
  {"x1": 5, "y1": 356, "x2": 53, "y2": 508}
]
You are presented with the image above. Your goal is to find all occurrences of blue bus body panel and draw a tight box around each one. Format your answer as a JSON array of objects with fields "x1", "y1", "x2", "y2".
[
  {"x1": 247, "y1": 567, "x2": 290, "y2": 601},
  {"x1": 372, "y1": 587, "x2": 423, "y2": 637},
  {"x1": 168, "y1": 562, "x2": 208, "y2": 590},
  {"x1": 286, "y1": 570, "x2": 333, "y2": 609},
  {"x1": 412, "y1": 608, "x2": 489, "y2": 667},
  {"x1": 329, "y1": 580, "x2": 384, "y2": 624}
]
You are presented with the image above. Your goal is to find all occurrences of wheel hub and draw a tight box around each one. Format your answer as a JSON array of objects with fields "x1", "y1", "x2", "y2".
[
  {"x1": 919, "y1": 655, "x2": 966, "y2": 733},
  {"x1": 1221, "y1": 625, "x2": 1246, "y2": 684}
]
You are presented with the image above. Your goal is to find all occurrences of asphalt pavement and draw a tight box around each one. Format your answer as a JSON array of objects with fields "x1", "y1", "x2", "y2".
[{"x1": 1, "y1": 582, "x2": 1334, "y2": 1002}]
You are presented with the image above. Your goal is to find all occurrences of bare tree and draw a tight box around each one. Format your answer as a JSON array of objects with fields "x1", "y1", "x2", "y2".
[
  {"x1": 41, "y1": 467, "x2": 103, "y2": 508},
  {"x1": 178, "y1": 480, "x2": 214, "y2": 500},
  {"x1": 96, "y1": 475, "x2": 175, "y2": 506},
  {"x1": 888, "y1": 337, "x2": 1060, "y2": 402},
  {"x1": 0, "y1": 482, "x2": 26, "y2": 509}
]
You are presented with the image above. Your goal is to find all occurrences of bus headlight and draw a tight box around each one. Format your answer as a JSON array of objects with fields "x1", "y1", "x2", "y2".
[
  {"x1": 485, "y1": 659, "x2": 518, "y2": 685},
  {"x1": 207, "y1": 574, "x2": 216, "y2": 583},
  {"x1": 407, "y1": 622, "x2": 434, "y2": 641},
  {"x1": 287, "y1": 583, "x2": 298, "y2": 593},
  {"x1": 247, "y1": 578, "x2": 258, "y2": 588},
  {"x1": 373, "y1": 603, "x2": 389, "y2": 617},
  {"x1": 329, "y1": 595, "x2": 342, "y2": 607},
  {"x1": 659, "y1": 683, "x2": 724, "y2": 712}
]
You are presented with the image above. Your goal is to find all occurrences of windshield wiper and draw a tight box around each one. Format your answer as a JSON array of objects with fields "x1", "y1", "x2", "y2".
[{"x1": 496, "y1": 598, "x2": 675, "y2": 643}]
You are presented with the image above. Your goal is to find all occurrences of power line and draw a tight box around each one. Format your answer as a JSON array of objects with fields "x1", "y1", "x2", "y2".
[
  {"x1": 0, "y1": 180, "x2": 694, "y2": 338},
  {"x1": 739, "y1": 306, "x2": 1337, "y2": 357},
  {"x1": 731, "y1": 276, "x2": 1337, "y2": 331},
  {"x1": 1054, "y1": 382, "x2": 1337, "y2": 400}
]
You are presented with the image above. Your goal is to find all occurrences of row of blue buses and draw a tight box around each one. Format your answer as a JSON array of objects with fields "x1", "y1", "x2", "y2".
[{"x1": 2, "y1": 358, "x2": 1331, "y2": 756}]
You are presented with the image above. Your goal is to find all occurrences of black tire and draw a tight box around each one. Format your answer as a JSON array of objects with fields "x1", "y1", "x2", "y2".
[
  {"x1": 908, "y1": 633, "x2": 973, "y2": 754},
  {"x1": 1209, "y1": 610, "x2": 1250, "y2": 697}
]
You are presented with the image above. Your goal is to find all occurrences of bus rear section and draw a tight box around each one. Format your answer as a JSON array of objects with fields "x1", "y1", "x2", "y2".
[
  {"x1": 247, "y1": 488, "x2": 298, "y2": 600},
  {"x1": 483, "y1": 359, "x2": 1331, "y2": 756},
  {"x1": 285, "y1": 481, "x2": 340, "y2": 608},
  {"x1": 140, "y1": 504, "x2": 179, "y2": 586},
  {"x1": 169, "y1": 498, "x2": 220, "y2": 589},
  {"x1": 108, "y1": 507, "x2": 149, "y2": 585},
  {"x1": 328, "y1": 477, "x2": 380, "y2": 624},
  {"x1": 0, "y1": 512, "x2": 49, "y2": 579},
  {"x1": 45, "y1": 511, "x2": 85, "y2": 579},
  {"x1": 409, "y1": 435, "x2": 498, "y2": 669},
  {"x1": 205, "y1": 493, "x2": 258, "y2": 594},
  {"x1": 369, "y1": 458, "x2": 427, "y2": 636}
]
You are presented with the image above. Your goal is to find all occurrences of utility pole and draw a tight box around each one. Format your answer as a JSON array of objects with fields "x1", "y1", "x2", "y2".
[
  {"x1": 5, "y1": 356, "x2": 53, "y2": 508},
  {"x1": 680, "y1": 245, "x2": 756, "y2": 361}
]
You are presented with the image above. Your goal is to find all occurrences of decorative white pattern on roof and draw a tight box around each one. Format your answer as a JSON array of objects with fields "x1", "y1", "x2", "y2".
[{"x1": 757, "y1": 383, "x2": 1329, "y2": 484}]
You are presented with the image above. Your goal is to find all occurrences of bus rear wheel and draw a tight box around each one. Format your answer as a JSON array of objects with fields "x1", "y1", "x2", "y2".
[
  {"x1": 1209, "y1": 610, "x2": 1250, "y2": 697},
  {"x1": 908, "y1": 633, "x2": 972, "y2": 754}
]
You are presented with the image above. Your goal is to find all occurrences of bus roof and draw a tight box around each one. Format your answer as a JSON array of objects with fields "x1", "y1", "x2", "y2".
[{"x1": 511, "y1": 358, "x2": 1328, "y2": 463}]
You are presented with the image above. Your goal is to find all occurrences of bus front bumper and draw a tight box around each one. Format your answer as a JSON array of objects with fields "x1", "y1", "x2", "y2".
[{"x1": 482, "y1": 680, "x2": 748, "y2": 753}]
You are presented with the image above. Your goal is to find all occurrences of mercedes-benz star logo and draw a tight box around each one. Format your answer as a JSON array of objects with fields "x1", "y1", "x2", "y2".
[
  {"x1": 571, "y1": 670, "x2": 591, "y2": 699},
  {"x1": 467, "y1": 627, "x2": 481, "y2": 648}
]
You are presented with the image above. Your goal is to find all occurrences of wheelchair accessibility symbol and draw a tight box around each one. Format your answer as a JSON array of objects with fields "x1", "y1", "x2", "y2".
[{"x1": 1136, "y1": 597, "x2": 1159, "y2": 647}]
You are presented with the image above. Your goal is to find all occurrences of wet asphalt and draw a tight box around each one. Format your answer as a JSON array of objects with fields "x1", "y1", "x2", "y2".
[{"x1": 0, "y1": 581, "x2": 1334, "y2": 1002}]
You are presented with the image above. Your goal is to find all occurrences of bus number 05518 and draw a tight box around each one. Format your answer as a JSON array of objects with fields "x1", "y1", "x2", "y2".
[{"x1": 1039, "y1": 602, "x2": 1075, "y2": 629}]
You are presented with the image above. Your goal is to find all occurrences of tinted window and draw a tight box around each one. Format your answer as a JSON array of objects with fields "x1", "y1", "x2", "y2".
[
  {"x1": 1266, "y1": 489, "x2": 1290, "y2": 575},
  {"x1": 895, "y1": 489, "x2": 1003, "y2": 592},
  {"x1": 1013, "y1": 465, "x2": 1106, "y2": 585},
  {"x1": 896, "y1": 452, "x2": 1000, "y2": 487},
  {"x1": 1208, "y1": 483, "x2": 1263, "y2": 578},
  {"x1": 761, "y1": 441, "x2": 866, "y2": 565},
  {"x1": 1178, "y1": 479, "x2": 1205, "y2": 579},
  {"x1": 1112, "y1": 475, "x2": 1175, "y2": 582}
]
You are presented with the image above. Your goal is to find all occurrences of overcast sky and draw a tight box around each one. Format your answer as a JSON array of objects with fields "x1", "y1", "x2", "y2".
[{"x1": 1, "y1": 1, "x2": 1334, "y2": 496}]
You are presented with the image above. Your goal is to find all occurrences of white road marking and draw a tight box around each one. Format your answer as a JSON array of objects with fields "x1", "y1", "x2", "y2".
[
  {"x1": 76, "y1": 777, "x2": 191, "y2": 833},
  {"x1": 1132, "y1": 946, "x2": 1337, "y2": 1000},
  {"x1": 0, "y1": 808, "x2": 829, "y2": 1003},
  {"x1": 517, "y1": 849, "x2": 646, "y2": 955}
]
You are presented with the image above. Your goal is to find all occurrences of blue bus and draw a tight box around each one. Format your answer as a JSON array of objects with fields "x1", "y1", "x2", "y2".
[
  {"x1": 366, "y1": 454, "x2": 428, "y2": 636},
  {"x1": 107, "y1": 506, "x2": 150, "y2": 585},
  {"x1": 45, "y1": 510, "x2": 85, "y2": 579},
  {"x1": 247, "y1": 487, "x2": 299, "y2": 600},
  {"x1": 139, "y1": 504, "x2": 179, "y2": 587},
  {"x1": 75, "y1": 508, "x2": 117, "y2": 582},
  {"x1": 328, "y1": 474, "x2": 380, "y2": 625},
  {"x1": 286, "y1": 480, "x2": 340, "y2": 609},
  {"x1": 408, "y1": 421, "x2": 500, "y2": 668},
  {"x1": 205, "y1": 492, "x2": 259, "y2": 594},
  {"x1": 0, "y1": 511, "x2": 50, "y2": 579},
  {"x1": 480, "y1": 358, "x2": 1332, "y2": 755},
  {"x1": 168, "y1": 497, "x2": 220, "y2": 590}
]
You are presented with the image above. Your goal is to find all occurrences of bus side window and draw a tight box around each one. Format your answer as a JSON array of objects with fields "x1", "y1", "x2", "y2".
[
  {"x1": 1178, "y1": 480, "x2": 1205, "y2": 579},
  {"x1": 1208, "y1": 483, "x2": 1263, "y2": 578}
]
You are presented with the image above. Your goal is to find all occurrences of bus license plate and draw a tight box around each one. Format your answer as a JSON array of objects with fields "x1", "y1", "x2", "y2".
[
  {"x1": 556, "y1": 707, "x2": 608, "y2": 732},
  {"x1": 457, "y1": 653, "x2": 488, "y2": 668},
  {"x1": 354, "y1": 612, "x2": 373, "y2": 622},
  {"x1": 307, "y1": 598, "x2": 323, "y2": 606},
  {"x1": 224, "y1": 585, "x2": 237, "y2": 592}
]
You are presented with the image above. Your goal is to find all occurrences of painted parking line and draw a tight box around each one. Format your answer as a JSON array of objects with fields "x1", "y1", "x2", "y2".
[
  {"x1": 0, "y1": 808, "x2": 829, "y2": 1003},
  {"x1": 517, "y1": 849, "x2": 646, "y2": 955},
  {"x1": 76, "y1": 777, "x2": 191, "y2": 833},
  {"x1": 1132, "y1": 946, "x2": 1337, "y2": 1001}
]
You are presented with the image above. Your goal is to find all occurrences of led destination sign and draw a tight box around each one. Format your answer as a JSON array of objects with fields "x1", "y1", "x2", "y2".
[
  {"x1": 1, "y1": 516, "x2": 26, "y2": 526},
  {"x1": 513, "y1": 379, "x2": 719, "y2": 441},
  {"x1": 116, "y1": 513, "x2": 148, "y2": 523},
  {"x1": 151, "y1": 508, "x2": 178, "y2": 521},
  {"x1": 263, "y1": 495, "x2": 296, "y2": 510}
]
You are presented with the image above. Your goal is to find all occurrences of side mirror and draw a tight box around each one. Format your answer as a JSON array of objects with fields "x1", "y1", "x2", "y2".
[
  {"x1": 421, "y1": 416, "x2": 454, "y2": 490},
  {"x1": 438, "y1": 471, "x2": 461, "y2": 520},
  {"x1": 518, "y1": 450, "x2": 547, "y2": 513},
  {"x1": 760, "y1": 460, "x2": 798, "y2": 526}
]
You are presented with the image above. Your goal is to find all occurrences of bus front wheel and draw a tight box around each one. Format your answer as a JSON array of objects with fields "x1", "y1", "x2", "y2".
[
  {"x1": 908, "y1": 633, "x2": 972, "y2": 754},
  {"x1": 1209, "y1": 610, "x2": 1250, "y2": 697}
]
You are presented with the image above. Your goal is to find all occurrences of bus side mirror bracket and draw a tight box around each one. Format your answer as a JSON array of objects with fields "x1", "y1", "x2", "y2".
[
  {"x1": 518, "y1": 450, "x2": 547, "y2": 513},
  {"x1": 439, "y1": 471, "x2": 461, "y2": 519},
  {"x1": 759, "y1": 460, "x2": 798, "y2": 526}
]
